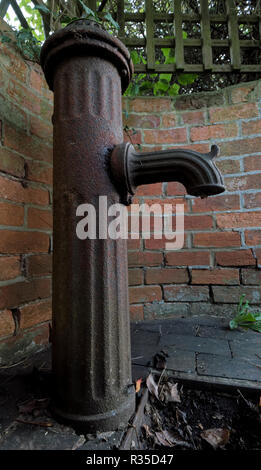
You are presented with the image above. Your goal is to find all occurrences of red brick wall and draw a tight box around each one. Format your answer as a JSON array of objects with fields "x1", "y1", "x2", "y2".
[
  {"x1": 124, "y1": 83, "x2": 261, "y2": 321},
  {"x1": 0, "y1": 20, "x2": 53, "y2": 364},
  {"x1": 0, "y1": 21, "x2": 260, "y2": 363}
]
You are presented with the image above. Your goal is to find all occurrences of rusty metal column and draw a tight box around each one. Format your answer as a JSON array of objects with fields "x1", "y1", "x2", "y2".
[{"x1": 40, "y1": 20, "x2": 135, "y2": 432}]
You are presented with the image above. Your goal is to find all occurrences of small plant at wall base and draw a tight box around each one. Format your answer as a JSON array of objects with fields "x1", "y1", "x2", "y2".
[{"x1": 229, "y1": 294, "x2": 261, "y2": 333}]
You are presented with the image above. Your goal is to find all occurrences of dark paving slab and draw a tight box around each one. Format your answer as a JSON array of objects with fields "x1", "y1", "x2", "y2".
[
  {"x1": 229, "y1": 338, "x2": 261, "y2": 360},
  {"x1": 131, "y1": 315, "x2": 261, "y2": 392},
  {"x1": 0, "y1": 422, "x2": 80, "y2": 450},
  {"x1": 197, "y1": 353, "x2": 261, "y2": 382},
  {"x1": 165, "y1": 349, "x2": 195, "y2": 374},
  {"x1": 159, "y1": 333, "x2": 231, "y2": 356}
]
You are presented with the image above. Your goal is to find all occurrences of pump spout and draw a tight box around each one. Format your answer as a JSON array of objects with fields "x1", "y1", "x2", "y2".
[{"x1": 110, "y1": 142, "x2": 225, "y2": 204}]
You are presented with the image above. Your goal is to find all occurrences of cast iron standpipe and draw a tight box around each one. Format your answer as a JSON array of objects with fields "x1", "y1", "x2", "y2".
[{"x1": 40, "y1": 19, "x2": 225, "y2": 433}]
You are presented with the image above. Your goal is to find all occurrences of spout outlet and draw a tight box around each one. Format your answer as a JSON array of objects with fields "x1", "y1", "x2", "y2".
[{"x1": 110, "y1": 143, "x2": 225, "y2": 204}]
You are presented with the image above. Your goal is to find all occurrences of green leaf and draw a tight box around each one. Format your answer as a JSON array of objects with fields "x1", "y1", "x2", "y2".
[
  {"x1": 168, "y1": 83, "x2": 180, "y2": 96},
  {"x1": 78, "y1": 0, "x2": 96, "y2": 17},
  {"x1": 33, "y1": 5, "x2": 51, "y2": 15},
  {"x1": 156, "y1": 80, "x2": 170, "y2": 92},
  {"x1": 229, "y1": 320, "x2": 237, "y2": 330},
  {"x1": 159, "y1": 73, "x2": 172, "y2": 83},
  {"x1": 139, "y1": 80, "x2": 153, "y2": 91},
  {"x1": 177, "y1": 73, "x2": 198, "y2": 85},
  {"x1": 131, "y1": 50, "x2": 141, "y2": 65},
  {"x1": 162, "y1": 48, "x2": 171, "y2": 59},
  {"x1": 104, "y1": 12, "x2": 119, "y2": 30}
]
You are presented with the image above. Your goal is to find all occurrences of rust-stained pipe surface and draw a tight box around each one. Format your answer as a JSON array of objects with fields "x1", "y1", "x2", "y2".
[
  {"x1": 41, "y1": 20, "x2": 135, "y2": 432},
  {"x1": 41, "y1": 19, "x2": 225, "y2": 433}
]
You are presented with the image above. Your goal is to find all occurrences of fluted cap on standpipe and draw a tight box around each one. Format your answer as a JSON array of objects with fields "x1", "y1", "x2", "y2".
[{"x1": 40, "y1": 19, "x2": 133, "y2": 93}]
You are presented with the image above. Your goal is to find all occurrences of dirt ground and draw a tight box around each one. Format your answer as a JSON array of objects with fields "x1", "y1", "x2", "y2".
[{"x1": 135, "y1": 375, "x2": 261, "y2": 451}]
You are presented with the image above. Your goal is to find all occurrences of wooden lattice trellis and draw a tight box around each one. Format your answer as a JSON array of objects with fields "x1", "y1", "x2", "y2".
[
  {"x1": 116, "y1": 0, "x2": 261, "y2": 73},
  {"x1": 0, "y1": 0, "x2": 260, "y2": 74}
]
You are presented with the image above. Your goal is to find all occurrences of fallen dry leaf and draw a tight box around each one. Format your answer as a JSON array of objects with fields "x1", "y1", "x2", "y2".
[
  {"x1": 135, "y1": 378, "x2": 142, "y2": 393},
  {"x1": 160, "y1": 382, "x2": 181, "y2": 403},
  {"x1": 18, "y1": 398, "x2": 49, "y2": 414},
  {"x1": 201, "y1": 428, "x2": 230, "y2": 449},
  {"x1": 146, "y1": 373, "x2": 159, "y2": 400},
  {"x1": 155, "y1": 430, "x2": 192, "y2": 449}
]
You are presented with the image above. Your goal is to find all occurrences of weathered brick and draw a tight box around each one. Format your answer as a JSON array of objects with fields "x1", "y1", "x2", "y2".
[
  {"x1": 129, "y1": 98, "x2": 172, "y2": 113},
  {"x1": 135, "y1": 183, "x2": 162, "y2": 196},
  {"x1": 174, "y1": 92, "x2": 224, "y2": 111},
  {"x1": 181, "y1": 110, "x2": 205, "y2": 125},
  {"x1": 0, "y1": 202, "x2": 24, "y2": 226},
  {"x1": 225, "y1": 174, "x2": 261, "y2": 192},
  {"x1": 212, "y1": 285, "x2": 261, "y2": 304},
  {"x1": 124, "y1": 128, "x2": 142, "y2": 145},
  {"x1": 209, "y1": 103, "x2": 258, "y2": 123},
  {"x1": 161, "y1": 113, "x2": 176, "y2": 128},
  {"x1": 30, "y1": 115, "x2": 53, "y2": 140},
  {"x1": 242, "y1": 119, "x2": 261, "y2": 136},
  {"x1": 0, "y1": 93, "x2": 27, "y2": 129},
  {"x1": 220, "y1": 137, "x2": 261, "y2": 157},
  {"x1": 144, "y1": 234, "x2": 187, "y2": 250},
  {"x1": 128, "y1": 251, "x2": 163, "y2": 267},
  {"x1": 192, "y1": 194, "x2": 240, "y2": 212},
  {"x1": 144, "y1": 128, "x2": 187, "y2": 144},
  {"x1": 166, "y1": 182, "x2": 187, "y2": 196},
  {"x1": 242, "y1": 268, "x2": 261, "y2": 285},
  {"x1": 217, "y1": 212, "x2": 261, "y2": 229},
  {"x1": 244, "y1": 156, "x2": 261, "y2": 172},
  {"x1": 190, "y1": 123, "x2": 238, "y2": 141},
  {"x1": 7, "y1": 79, "x2": 41, "y2": 114},
  {"x1": 245, "y1": 230, "x2": 261, "y2": 246},
  {"x1": 215, "y1": 250, "x2": 256, "y2": 266},
  {"x1": 244, "y1": 192, "x2": 261, "y2": 209},
  {"x1": 0, "y1": 256, "x2": 20, "y2": 281},
  {"x1": 0, "y1": 175, "x2": 49, "y2": 206},
  {"x1": 128, "y1": 268, "x2": 143, "y2": 286},
  {"x1": 145, "y1": 267, "x2": 188, "y2": 284},
  {"x1": 129, "y1": 285, "x2": 162, "y2": 303},
  {"x1": 191, "y1": 268, "x2": 239, "y2": 285},
  {"x1": 144, "y1": 301, "x2": 190, "y2": 319},
  {"x1": 184, "y1": 215, "x2": 213, "y2": 230},
  {"x1": 20, "y1": 299, "x2": 52, "y2": 330},
  {"x1": 193, "y1": 232, "x2": 241, "y2": 248},
  {"x1": 0, "y1": 147, "x2": 25, "y2": 178},
  {"x1": 166, "y1": 251, "x2": 210, "y2": 267},
  {"x1": 130, "y1": 304, "x2": 144, "y2": 321},
  {"x1": 1, "y1": 46, "x2": 28, "y2": 83},
  {"x1": 27, "y1": 207, "x2": 52, "y2": 230},
  {"x1": 141, "y1": 197, "x2": 189, "y2": 213},
  {"x1": 40, "y1": 98, "x2": 53, "y2": 122},
  {"x1": 0, "y1": 310, "x2": 14, "y2": 337},
  {"x1": 256, "y1": 249, "x2": 261, "y2": 266},
  {"x1": 124, "y1": 113, "x2": 160, "y2": 129},
  {"x1": 0, "y1": 278, "x2": 51, "y2": 309},
  {"x1": 216, "y1": 158, "x2": 241, "y2": 175},
  {"x1": 4, "y1": 124, "x2": 53, "y2": 163},
  {"x1": 0, "y1": 231, "x2": 49, "y2": 254},
  {"x1": 230, "y1": 84, "x2": 255, "y2": 104},
  {"x1": 27, "y1": 254, "x2": 52, "y2": 277},
  {"x1": 127, "y1": 239, "x2": 141, "y2": 250},
  {"x1": 29, "y1": 68, "x2": 43, "y2": 92},
  {"x1": 26, "y1": 161, "x2": 53, "y2": 186},
  {"x1": 164, "y1": 285, "x2": 209, "y2": 302}
]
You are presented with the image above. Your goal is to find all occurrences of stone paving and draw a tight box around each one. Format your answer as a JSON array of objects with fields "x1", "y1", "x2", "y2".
[
  {"x1": 0, "y1": 315, "x2": 261, "y2": 450},
  {"x1": 131, "y1": 315, "x2": 261, "y2": 392}
]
